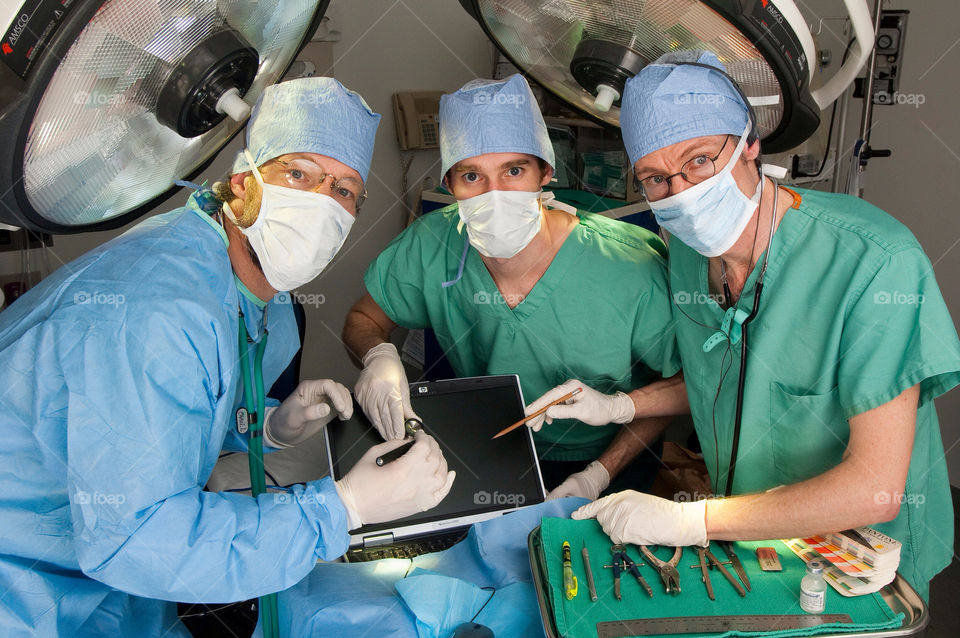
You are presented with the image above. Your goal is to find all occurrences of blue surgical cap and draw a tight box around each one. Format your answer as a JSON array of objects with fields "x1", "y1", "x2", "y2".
[
  {"x1": 439, "y1": 74, "x2": 555, "y2": 178},
  {"x1": 621, "y1": 50, "x2": 750, "y2": 166},
  {"x1": 232, "y1": 77, "x2": 381, "y2": 182}
]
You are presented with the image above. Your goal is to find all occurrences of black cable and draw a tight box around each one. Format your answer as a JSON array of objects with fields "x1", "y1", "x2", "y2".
[
  {"x1": 264, "y1": 469, "x2": 281, "y2": 487},
  {"x1": 470, "y1": 587, "x2": 497, "y2": 623},
  {"x1": 723, "y1": 281, "x2": 763, "y2": 497},
  {"x1": 796, "y1": 101, "x2": 838, "y2": 178},
  {"x1": 795, "y1": 37, "x2": 857, "y2": 180}
]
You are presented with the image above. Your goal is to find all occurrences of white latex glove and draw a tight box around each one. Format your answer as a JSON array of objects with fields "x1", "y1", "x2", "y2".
[
  {"x1": 524, "y1": 379, "x2": 635, "y2": 432},
  {"x1": 262, "y1": 379, "x2": 353, "y2": 448},
  {"x1": 334, "y1": 430, "x2": 456, "y2": 529},
  {"x1": 354, "y1": 343, "x2": 419, "y2": 441},
  {"x1": 572, "y1": 490, "x2": 707, "y2": 547},
  {"x1": 546, "y1": 460, "x2": 610, "y2": 501}
]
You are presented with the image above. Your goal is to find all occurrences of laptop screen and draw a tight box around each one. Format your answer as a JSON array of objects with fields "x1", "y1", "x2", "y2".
[{"x1": 325, "y1": 375, "x2": 546, "y2": 542}]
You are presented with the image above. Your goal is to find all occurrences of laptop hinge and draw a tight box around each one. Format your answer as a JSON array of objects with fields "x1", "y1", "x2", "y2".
[{"x1": 362, "y1": 532, "x2": 395, "y2": 548}]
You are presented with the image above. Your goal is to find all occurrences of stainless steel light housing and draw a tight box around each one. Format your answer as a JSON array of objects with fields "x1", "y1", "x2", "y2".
[
  {"x1": 458, "y1": 0, "x2": 873, "y2": 152},
  {"x1": 0, "y1": 0, "x2": 329, "y2": 232}
]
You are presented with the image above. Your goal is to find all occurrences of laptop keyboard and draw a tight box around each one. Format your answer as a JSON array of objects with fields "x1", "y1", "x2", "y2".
[{"x1": 344, "y1": 529, "x2": 469, "y2": 562}]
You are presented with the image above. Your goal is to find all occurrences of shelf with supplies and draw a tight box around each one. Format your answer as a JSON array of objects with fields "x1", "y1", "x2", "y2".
[{"x1": 543, "y1": 115, "x2": 645, "y2": 207}]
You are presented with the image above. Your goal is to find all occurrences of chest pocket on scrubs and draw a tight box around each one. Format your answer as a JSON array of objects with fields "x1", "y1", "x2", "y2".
[{"x1": 769, "y1": 383, "x2": 848, "y2": 484}]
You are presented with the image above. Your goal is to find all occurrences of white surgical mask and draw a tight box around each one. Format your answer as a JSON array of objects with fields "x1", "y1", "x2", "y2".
[
  {"x1": 647, "y1": 124, "x2": 760, "y2": 257},
  {"x1": 457, "y1": 189, "x2": 542, "y2": 258},
  {"x1": 235, "y1": 150, "x2": 355, "y2": 291}
]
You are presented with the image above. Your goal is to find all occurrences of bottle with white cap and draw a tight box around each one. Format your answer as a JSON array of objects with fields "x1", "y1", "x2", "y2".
[{"x1": 799, "y1": 559, "x2": 827, "y2": 613}]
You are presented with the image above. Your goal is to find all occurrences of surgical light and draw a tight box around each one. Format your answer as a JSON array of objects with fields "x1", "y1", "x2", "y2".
[
  {"x1": 0, "y1": 0, "x2": 329, "y2": 232},
  {"x1": 457, "y1": 0, "x2": 874, "y2": 152}
]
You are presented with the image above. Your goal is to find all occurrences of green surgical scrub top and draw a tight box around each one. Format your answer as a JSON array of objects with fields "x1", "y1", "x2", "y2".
[
  {"x1": 364, "y1": 204, "x2": 681, "y2": 461},
  {"x1": 670, "y1": 187, "x2": 960, "y2": 600}
]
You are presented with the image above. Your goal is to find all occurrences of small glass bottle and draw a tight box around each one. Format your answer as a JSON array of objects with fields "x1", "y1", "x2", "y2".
[{"x1": 799, "y1": 559, "x2": 827, "y2": 613}]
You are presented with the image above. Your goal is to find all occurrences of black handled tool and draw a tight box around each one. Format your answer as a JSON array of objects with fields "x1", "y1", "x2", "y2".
[{"x1": 376, "y1": 439, "x2": 415, "y2": 466}]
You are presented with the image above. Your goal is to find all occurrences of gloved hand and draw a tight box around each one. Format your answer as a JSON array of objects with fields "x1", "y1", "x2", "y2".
[
  {"x1": 334, "y1": 430, "x2": 456, "y2": 529},
  {"x1": 354, "y1": 342, "x2": 419, "y2": 440},
  {"x1": 572, "y1": 490, "x2": 708, "y2": 547},
  {"x1": 546, "y1": 460, "x2": 610, "y2": 501},
  {"x1": 524, "y1": 379, "x2": 635, "y2": 432},
  {"x1": 262, "y1": 379, "x2": 353, "y2": 448}
]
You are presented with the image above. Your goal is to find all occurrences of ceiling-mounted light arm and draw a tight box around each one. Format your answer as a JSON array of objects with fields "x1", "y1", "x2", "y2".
[{"x1": 811, "y1": 0, "x2": 874, "y2": 109}]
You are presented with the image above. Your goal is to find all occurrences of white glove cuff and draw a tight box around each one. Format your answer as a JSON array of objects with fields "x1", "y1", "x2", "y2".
[
  {"x1": 680, "y1": 498, "x2": 709, "y2": 547},
  {"x1": 613, "y1": 391, "x2": 637, "y2": 424},
  {"x1": 584, "y1": 460, "x2": 611, "y2": 493},
  {"x1": 334, "y1": 480, "x2": 363, "y2": 530},
  {"x1": 261, "y1": 406, "x2": 292, "y2": 449},
  {"x1": 362, "y1": 342, "x2": 399, "y2": 366}
]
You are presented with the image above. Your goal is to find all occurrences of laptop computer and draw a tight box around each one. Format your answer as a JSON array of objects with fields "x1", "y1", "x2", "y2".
[{"x1": 324, "y1": 374, "x2": 546, "y2": 561}]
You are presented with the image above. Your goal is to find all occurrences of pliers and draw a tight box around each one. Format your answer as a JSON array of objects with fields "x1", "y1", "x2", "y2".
[
  {"x1": 639, "y1": 545, "x2": 683, "y2": 594},
  {"x1": 691, "y1": 543, "x2": 746, "y2": 599},
  {"x1": 605, "y1": 544, "x2": 653, "y2": 600}
]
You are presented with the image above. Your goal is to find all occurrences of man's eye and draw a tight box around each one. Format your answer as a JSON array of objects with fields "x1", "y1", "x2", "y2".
[
  {"x1": 463, "y1": 172, "x2": 479, "y2": 183},
  {"x1": 648, "y1": 175, "x2": 666, "y2": 185},
  {"x1": 691, "y1": 156, "x2": 709, "y2": 167},
  {"x1": 289, "y1": 169, "x2": 305, "y2": 180},
  {"x1": 507, "y1": 166, "x2": 523, "y2": 176},
  {"x1": 336, "y1": 187, "x2": 355, "y2": 200}
]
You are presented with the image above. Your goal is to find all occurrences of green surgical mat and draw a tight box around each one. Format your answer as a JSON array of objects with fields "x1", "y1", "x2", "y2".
[{"x1": 538, "y1": 517, "x2": 904, "y2": 638}]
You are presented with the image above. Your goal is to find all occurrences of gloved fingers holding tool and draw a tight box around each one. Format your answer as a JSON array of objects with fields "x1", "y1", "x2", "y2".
[
  {"x1": 572, "y1": 490, "x2": 707, "y2": 547},
  {"x1": 335, "y1": 430, "x2": 456, "y2": 529},
  {"x1": 354, "y1": 342, "x2": 422, "y2": 441},
  {"x1": 263, "y1": 379, "x2": 353, "y2": 448},
  {"x1": 524, "y1": 379, "x2": 635, "y2": 432}
]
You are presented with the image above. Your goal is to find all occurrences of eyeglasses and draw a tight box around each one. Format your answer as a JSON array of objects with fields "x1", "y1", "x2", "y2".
[
  {"x1": 268, "y1": 157, "x2": 367, "y2": 211},
  {"x1": 633, "y1": 136, "x2": 731, "y2": 202}
]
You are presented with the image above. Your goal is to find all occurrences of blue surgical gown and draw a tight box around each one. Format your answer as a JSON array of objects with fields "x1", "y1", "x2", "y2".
[{"x1": 0, "y1": 193, "x2": 350, "y2": 636}]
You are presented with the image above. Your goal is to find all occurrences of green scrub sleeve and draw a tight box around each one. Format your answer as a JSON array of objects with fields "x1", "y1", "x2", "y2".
[
  {"x1": 838, "y1": 246, "x2": 960, "y2": 418},
  {"x1": 363, "y1": 220, "x2": 435, "y2": 330}
]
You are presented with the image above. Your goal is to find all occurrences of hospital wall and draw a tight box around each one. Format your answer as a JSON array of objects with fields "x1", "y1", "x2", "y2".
[{"x1": 22, "y1": 0, "x2": 960, "y2": 487}]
